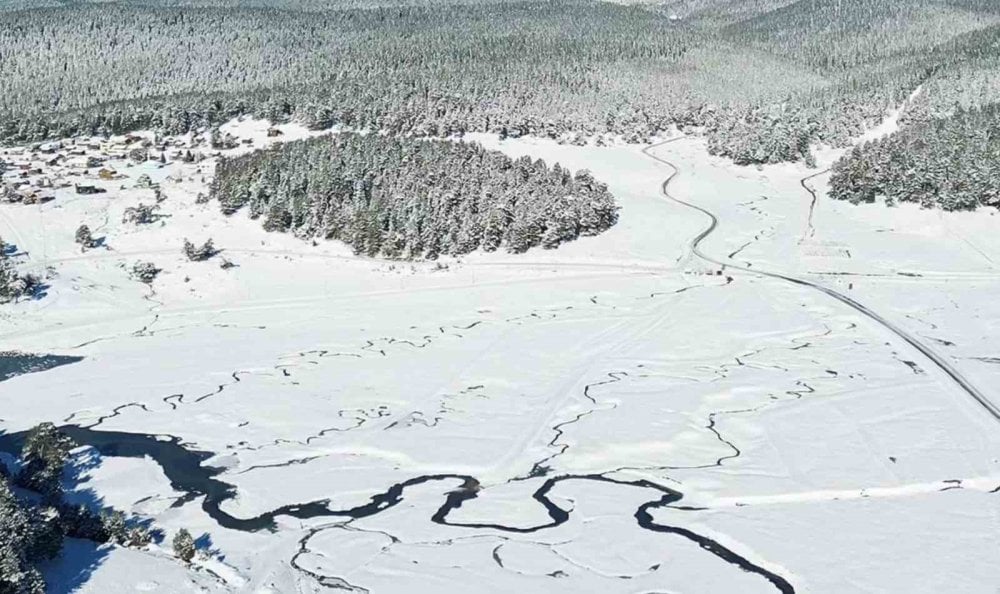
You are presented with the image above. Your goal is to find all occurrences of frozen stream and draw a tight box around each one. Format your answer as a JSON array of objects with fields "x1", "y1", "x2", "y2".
[
  {"x1": 0, "y1": 423, "x2": 795, "y2": 593},
  {"x1": 3, "y1": 117, "x2": 999, "y2": 593},
  {"x1": 3, "y1": 138, "x2": 992, "y2": 594}
]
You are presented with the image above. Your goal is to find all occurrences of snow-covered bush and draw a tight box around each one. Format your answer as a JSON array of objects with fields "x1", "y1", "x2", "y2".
[
  {"x1": 183, "y1": 239, "x2": 218, "y2": 262},
  {"x1": 122, "y1": 203, "x2": 160, "y2": 225},
  {"x1": 130, "y1": 261, "x2": 161, "y2": 284}
]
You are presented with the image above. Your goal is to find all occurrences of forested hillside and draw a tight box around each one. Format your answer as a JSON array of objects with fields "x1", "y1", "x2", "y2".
[
  {"x1": 828, "y1": 20, "x2": 1000, "y2": 211},
  {"x1": 829, "y1": 102, "x2": 1000, "y2": 210},
  {"x1": 2, "y1": 0, "x2": 998, "y2": 168},
  {"x1": 210, "y1": 134, "x2": 619, "y2": 257},
  {"x1": 0, "y1": 3, "x2": 688, "y2": 143}
]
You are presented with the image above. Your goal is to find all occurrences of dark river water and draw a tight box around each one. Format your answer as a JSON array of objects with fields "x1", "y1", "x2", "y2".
[{"x1": 0, "y1": 424, "x2": 794, "y2": 593}]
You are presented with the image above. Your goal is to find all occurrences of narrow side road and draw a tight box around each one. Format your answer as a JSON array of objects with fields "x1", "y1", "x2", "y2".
[{"x1": 642, "y1": 138, "x2": 1000, "y2": 423}]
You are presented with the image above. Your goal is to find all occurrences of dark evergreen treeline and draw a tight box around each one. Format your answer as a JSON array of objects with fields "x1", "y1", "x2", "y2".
[
  {"x1": 210, "y1": 133, "x2": 618, "y2": 257},
  {"x1": 829, "y1": 102, "x2": 1000, "y2": 210}
]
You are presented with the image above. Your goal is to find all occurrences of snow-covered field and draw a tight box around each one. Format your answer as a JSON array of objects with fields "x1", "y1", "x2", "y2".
[{"x1": 2, "y1": 118, "x2": 999, "y2": 593}]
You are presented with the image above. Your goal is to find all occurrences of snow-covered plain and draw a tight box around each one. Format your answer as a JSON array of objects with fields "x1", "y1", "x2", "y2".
[{"x1": 1, "y1": 117, "x2": 999, "y2": 593}]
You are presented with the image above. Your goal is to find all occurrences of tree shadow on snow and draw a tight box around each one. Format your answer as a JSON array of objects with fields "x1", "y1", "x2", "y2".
[
  {"x1": 195, "y1": 532, "x2": 224, "y2": 560},
  {"x1": 27, "y1": 281, "x2": 51, "y2": 301},
  {"x1": 39, "y1": 538, "x2": 112, "y2": 594}
]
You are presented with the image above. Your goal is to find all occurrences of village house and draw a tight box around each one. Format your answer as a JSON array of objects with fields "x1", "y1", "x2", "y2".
[
  {"x1": 38, "y1": 141, "x2": 62, "y2": 154},
  {"x1": 75, "y1": 184, "x2": 105, "y2": 195},
  {"x1": 67, "y1": 156, "x2": 104, "y2": 170}
]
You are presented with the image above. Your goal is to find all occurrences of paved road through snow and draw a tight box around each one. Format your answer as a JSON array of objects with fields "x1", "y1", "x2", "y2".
[{"x1": 642, "y1": 138, "x2": 1000, "y2": 424}]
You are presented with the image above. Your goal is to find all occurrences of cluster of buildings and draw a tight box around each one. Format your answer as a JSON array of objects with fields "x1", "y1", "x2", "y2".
[{"x1": 0, "y1": 132, "x2": 210, "y2": 204}]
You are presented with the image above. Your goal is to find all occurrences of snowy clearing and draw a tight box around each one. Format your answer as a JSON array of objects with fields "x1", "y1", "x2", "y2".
[{"x1": 2, "y1": 116, "x2": 999, "y2": 593}]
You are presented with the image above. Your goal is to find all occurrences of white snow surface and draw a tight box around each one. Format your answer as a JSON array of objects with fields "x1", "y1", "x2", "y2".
[{"x1": 1, "y1": 116, "x2": 999, "y2": 593}]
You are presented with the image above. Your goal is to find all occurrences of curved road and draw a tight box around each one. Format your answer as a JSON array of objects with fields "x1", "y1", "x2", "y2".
[{"x1": 642, "y1": 139, "x2": 1000, "y2": 423}]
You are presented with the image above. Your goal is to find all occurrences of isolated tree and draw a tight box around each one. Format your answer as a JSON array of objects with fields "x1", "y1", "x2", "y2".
[
  {"x1": 74, "y1": 225, "x2": 97, "y2": 250},
  {"x1": 172, "y1": 529, "x2": 195, "y2": 563},
  {"x1": 130, "y1": 261, "x2": 161, "y2": 284}
]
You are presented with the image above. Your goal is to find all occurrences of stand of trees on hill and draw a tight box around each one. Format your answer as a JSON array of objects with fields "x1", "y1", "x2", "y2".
[
  {"x1": 825, "y1": 12, "x2": 1000, "y2": 212},
  {"x1": 0, "y1": 0, "x2": 997, "y2": 169},
  {"x1": 0, "y1": 0, "x2": 999, "y2": 213},
  {"x1": 210, "y1": 133, "x2": 619, "y2": 257},
  {"x1": 829, "y1": 102, "x2": 1000, "y2": 210}
]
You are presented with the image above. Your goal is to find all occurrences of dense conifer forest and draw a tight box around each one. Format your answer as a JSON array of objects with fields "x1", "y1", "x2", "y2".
[
  {"x1": 0, "y1": 0, "x2": 998, "y2": 212},
  {"x1": 211, "y1": 133, "x2": 619, "y2": 257},
  {"x1": 828, "y1": 21, "x2": 1000, "y2": 210},
  {"x1": 829, "y1": 103, "x2": 1000, "y2": 210},
  {"x1": 0, "y1": 1, "x2": 997, "y2": 166}
]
